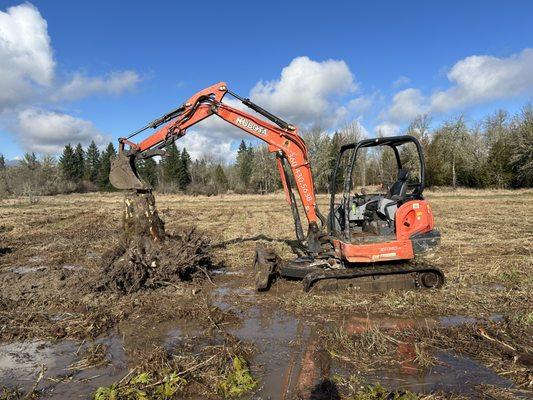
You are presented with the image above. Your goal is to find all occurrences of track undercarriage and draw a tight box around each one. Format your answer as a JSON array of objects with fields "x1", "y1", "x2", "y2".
[{"x1": 253, "y1": 247, "x2": 444, "y2": 292}]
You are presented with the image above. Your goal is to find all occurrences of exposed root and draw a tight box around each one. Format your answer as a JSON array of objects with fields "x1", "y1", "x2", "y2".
[
  {"x1": 97, "y1": 191, "x2": 215, "y2": 294},
  {"x1": 98, "y1": 226, "x2": 213, "y2": 294}
]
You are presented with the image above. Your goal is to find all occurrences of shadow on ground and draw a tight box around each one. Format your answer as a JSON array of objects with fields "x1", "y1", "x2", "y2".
[{"x1": 212, "y1": 234, "x2": 306, "y2": 256}]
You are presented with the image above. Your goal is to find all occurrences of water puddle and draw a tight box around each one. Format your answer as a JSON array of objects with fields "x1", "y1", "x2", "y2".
[
  {"x1": 0, "y1": 335, "x2": 127, "y2": 399},
  {"x1": 228, "y1": 308, "x2": 311, "y2": 398},
  {"x1": 210, "y1": 283, "x2": 518, "y2": 398},
  {"x1": 439, "y1": 314, "x2": 504, "y2": 327},
  {"x1": 212, "y1": 282, "x2": 314, "y2": 398},
  {"x1": 360, "y1": 350, "x2": 514, "y2": 395},
  {"x1": 11, "y1": 266, "x2": 46, "y2": 274},
  {"x1": 0, "y1": 277, "x2": 516, "y2": 399}
]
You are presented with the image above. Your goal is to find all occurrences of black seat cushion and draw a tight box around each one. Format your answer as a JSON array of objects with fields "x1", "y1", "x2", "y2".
[{"x1": 388, "y1": 169, "x2": 410, "y2": 199}]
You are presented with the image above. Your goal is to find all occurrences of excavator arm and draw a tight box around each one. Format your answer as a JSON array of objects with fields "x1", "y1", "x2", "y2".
[{"x1": 110, "y1": 82, "x2": 325, "y2": 251}]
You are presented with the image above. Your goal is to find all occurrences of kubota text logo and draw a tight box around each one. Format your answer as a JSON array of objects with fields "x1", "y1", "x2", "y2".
[{"x1": 235, "y1": 117, "x2": 267, "y2": 136}]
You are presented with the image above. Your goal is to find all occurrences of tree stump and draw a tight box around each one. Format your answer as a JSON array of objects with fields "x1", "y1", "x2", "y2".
[
  {"x1": 122, "y1": 190, "x2": 165, "y2": 243},
  {"x1": 99, "y1": 190, "x2": 212, "y2": 294}
]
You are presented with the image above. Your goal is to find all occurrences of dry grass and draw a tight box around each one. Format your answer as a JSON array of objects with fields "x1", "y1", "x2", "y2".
[
  {"x1": 277, "y1": 189, "x2": 533, "y2": 318},
  {"x1": 1, "y1": 189, "x2": 532, "y2": 398},
  {"x1": 1, "y1": 189, "x2": 531, "y2": 322}
]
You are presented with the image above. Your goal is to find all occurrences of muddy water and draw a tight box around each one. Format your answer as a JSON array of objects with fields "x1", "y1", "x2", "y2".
[
  {"x1": 212, "y1": 286, "x2": 313, "y2": 398},
  {"x1": 0, "y1": 335, "x2": 127, "y2": 398},
  {"x1": 357, "y1": 351, "x2": 513, "y2": 395},
  {"x1": 210, "y1": 284, "x2": 516, "y2": 398},
  {"x1": 0, "y1": 275, "x2": 518, "y2": 398}
]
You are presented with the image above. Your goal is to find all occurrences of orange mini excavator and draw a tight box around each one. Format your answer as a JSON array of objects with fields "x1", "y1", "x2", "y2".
[{"x1": 109, "y1": 82, "x2": 444, "y2": 292}]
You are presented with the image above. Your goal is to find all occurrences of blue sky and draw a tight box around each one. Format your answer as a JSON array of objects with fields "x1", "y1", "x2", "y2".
[{"x1": 0, "y1": 1, "x2": 532, "y2": 162}]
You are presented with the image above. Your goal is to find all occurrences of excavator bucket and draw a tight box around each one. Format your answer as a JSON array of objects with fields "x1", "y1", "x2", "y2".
[
  {"x1": 109, "y1": 153, "x2": 148, "y2": 190},
  {"x1": 253, "y1": 246, "x2": 280, "y2": 291}
]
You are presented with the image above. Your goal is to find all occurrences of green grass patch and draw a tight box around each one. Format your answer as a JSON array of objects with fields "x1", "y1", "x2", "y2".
[{"x1": 217, "y1": 356, "x2": 257, "y2": 398}]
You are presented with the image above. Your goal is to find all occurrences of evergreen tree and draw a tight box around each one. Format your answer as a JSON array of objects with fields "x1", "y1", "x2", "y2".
[
  {"x1": 20, "y1": 153, "x2": 39, "y2": 170},
  {"x1": 162, "y1": 142, "x2": 181, "y2": 187},
  {"x1": 236, "y1": 140, "x2": 253, "y2": 188},
  {"x1": 178, "y1": 148, "x2": 192, "y2": 190},
  {"x1": 137, "y1": 157, "x2": 158, "y2": 188},
  {"x1": 73, "y1": 143, "x2": 85, "y2": 182},
  {"x1": 41, "y1": 155, "x2": 56, "y2": 173},
  {"x1": 85, "y1": 140, "x2": 101, "y2": 184},
  {"x1": 328, "y1": 133, "x2": 344, "y2": 192},
  {"x1": 0, "y1": 154, "x2": 5, "y2": 170},
  {"x1": 98, "y1": 142, "x2": 116, "y2": 190},
  {"x1": 214, "y1": 164, "x2": 228, "y2": 191},
  {"x1": 59, "y1": 144, "x2": 77, "y2": 181}
]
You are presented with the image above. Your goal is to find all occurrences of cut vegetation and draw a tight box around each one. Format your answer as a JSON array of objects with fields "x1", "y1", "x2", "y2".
[{"x1": 0, "y1": 190, "x2": 531, "y2": 399}]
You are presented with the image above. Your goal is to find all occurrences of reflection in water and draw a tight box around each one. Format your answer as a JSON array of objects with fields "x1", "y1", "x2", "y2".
[
  {"x1": 0, "y1": 335, "x2": 127, "y2": 399},
  {"x1": 0, "y1": 283, "x2": 515, "y2": 399}
]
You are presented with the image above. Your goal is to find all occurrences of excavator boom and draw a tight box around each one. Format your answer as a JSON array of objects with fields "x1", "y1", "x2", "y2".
[
  {"x1": 110, "y1": 82, "x2": 323, "y2": 250},
  {"x1": 109, "y1": 81, "x2": 444, "y2": 293}
]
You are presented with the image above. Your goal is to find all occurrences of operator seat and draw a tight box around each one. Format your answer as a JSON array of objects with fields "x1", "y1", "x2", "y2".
[
  {"x1": 377, "y1": 169, "x2": 411, "y2": 224},
  {"x1": 387, "y1": 169, "x2": 410, "y2": 200}
]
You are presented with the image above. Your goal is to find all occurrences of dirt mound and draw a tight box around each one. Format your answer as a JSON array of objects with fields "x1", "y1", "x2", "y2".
[{"x1": 99, "y1": 226, "x2": 212, "y2": 294}]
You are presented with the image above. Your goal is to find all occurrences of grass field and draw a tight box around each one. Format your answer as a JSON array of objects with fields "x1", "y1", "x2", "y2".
[{"x1": 0, "y1": 189, "x2": 531, "y2": 399}]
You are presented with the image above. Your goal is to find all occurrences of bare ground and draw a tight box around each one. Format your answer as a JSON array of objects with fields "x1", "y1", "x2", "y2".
[{"x1": 0, "y1": 189, "x2": 531, "y2": 399}]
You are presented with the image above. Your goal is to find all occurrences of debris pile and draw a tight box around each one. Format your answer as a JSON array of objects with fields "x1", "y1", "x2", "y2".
[{"x1": 99, "y1": 191, "x2": 212, "y2": 294}]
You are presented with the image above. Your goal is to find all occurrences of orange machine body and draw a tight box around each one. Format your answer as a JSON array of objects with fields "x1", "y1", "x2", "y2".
[{"x1": 333, "y1": 200, "x2": 435, "y2": 263}]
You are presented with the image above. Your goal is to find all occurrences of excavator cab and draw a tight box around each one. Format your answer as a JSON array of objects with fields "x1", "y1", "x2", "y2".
[
  {"x1": 328, "y1": 135, "x2": 426, "y2": 241},
  {"x1": 275, "y1": 135, "x2": 443, "y2": 292}
]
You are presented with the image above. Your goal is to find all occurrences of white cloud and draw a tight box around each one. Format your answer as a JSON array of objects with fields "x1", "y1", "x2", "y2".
[
  {"x1": 374, "y1": 122, "x2": 400, "y2": 137},
  {"x1": 15, "y1": 108, "x2": 108, "y2": 153},
  {"x1": 382, "y1": 48, "x2": 533, "y2": 123},
  {"x1": 176, "y1": 132, "x2": 237, "y2": 164},
  {"x1": 385, "y1": 88, "x2": 427, "y2": 122},
  {"x1": 0, "y1": 3, "x2": 143, "y2": 156},
  {"x1": 250, "y1": 56, "x2": 357, "y2": 127},
  {"x1": 172, "y1": 57, "x2": 360, "y2": 161},
  {"x1": 392, "y1": 76, "x2": 411, "y2": 88},
  {"x1": 0, "y1": 3, "x2": 54, "y2": 111},
  {"x1": 53, "y1": 70, "x2": 141, "y2": 101},
  {"x1": 348, "y1": 95, "x2": 374, "y2": 114},
  {"x1": 430, "y1": 48, "x2": 533, "y2": 112}
]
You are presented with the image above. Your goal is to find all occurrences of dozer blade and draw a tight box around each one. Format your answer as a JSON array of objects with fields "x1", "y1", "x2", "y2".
[{"x1": 109, "y1": 153, "x2": 148, "y2": 190}]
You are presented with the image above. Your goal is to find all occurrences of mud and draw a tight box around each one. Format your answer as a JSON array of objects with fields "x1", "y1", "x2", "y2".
[
  {"x1": 0, "y1": 191, "x2": 532, "y2": 399},
  {"x1": 98, "y1": 226, "x2": 212, "y2": 294}
]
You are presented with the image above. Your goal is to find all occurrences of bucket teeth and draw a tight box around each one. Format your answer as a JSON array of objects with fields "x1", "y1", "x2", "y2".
[{"x1": 109, "y1": 154, "x2": 148, "y2": 190}]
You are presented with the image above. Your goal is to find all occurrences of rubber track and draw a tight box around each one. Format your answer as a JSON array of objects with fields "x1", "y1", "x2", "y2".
[{"x1": 301, "y1": 263, "x2": 445, "y2": 292}]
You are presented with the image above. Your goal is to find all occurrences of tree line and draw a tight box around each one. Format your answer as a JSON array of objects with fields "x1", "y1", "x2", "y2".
[{"x1": 0, "y1": 104, "x2": 531, "y2": 198}]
